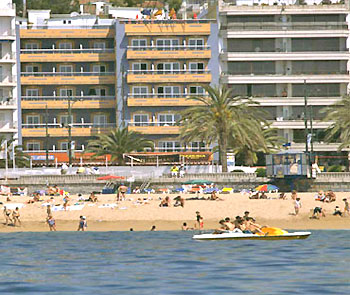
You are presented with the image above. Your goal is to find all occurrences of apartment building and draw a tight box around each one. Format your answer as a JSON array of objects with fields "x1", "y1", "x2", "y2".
[
  {"x1": 116, "y1": 19, "x2": 219, "y2": 153},
  {"x1": 0, "y1": 0, "x2": 19, "y2": 143},
  {"x1": 219, "y1": 0, "x2": 350, "y2": 155},
  {"x1": 19, "y1": 10, "x2": 116, "y2": 162}
]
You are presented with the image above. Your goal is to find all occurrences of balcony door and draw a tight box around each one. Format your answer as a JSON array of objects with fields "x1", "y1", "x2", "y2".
[
  {"x1": 156, "y1": 39, "x2": 179, "y2": 50},
  {"x1": 157, "y1": 86, "x2": 181, "y2": 98},
  {"x1": 158, "y1": 114, "x2": 180, "y2": 126},
  {"x1": 26, "y1": 88, "x2": 39, "y2": 98},
  {"x1": 188, "y1": 38, "x2": 204, "y2": 49},
  {"x1": 25, "y1": 65, "x2": 39, "y2": 73},
  {"x1": 133, "y1": 114, "x2": 149, "y2": 126},
  {"x1": 157, "y1": 62, "x2": 180, "y2": 74},
  {"x1": 93, "y1": 114, "x2": 107, "y2": 127},
  {"x1": 132, "y1": 63, "x2": 147, "y2": 73},
  {"x1": 92, "y1": 64, "x2": 106, "y2": 73},
  {"x1": 189, "y1": 62, "x2": 204, "y2": 73},
  {"x1": 59, "y1": 88, "x2": 73, "y2": 97},
  {"x1": 132, "y1": 86, "x2": 148, "y2": 98},
  {"x1": 26, "y1": 115, "x2": 40, "y2": 128}
]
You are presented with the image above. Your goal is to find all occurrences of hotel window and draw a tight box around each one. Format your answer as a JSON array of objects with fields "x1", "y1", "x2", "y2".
[
  {"x1": 60, "y1": 142, "x2": 69, "y2": 150},
  {"x1": 25, "y1": 42, "x2": 39, "y2": 50},
  {"x1": 25, "y1": 65, "x2": 39, "y2": 73},
  {"x1": 133, "y1": 114, "x2": 149, "y2": 126},
  {"x1": 92, "y1": 64, "x2": 106, "y2": 73},
  {"x1": 189, "y1": 62, "x2": 204, "y2": 73},
  {"x1": 59, "y1": 65, "x2": 73, "y2": 73},
  {"x1": 190, "y1": 142, "x2": 206, "y2": 152},
  {"x1": 158, "y1": 114, "x2": 180, "y2": 126},
  {"x1": 158, "y1": 141, "x2": 181, "y2": 152},
  {"x1": 93, "y1": 42, "x2": 106, "y2": 49},
  {"x1": 132, "y1": 63, "x2": 148, "y2": 73},
  {"x1": 157, "y1": 62, "x2": 180, "y2": 73},
  {"x1": 58, "y1": 42, "x2": 72, "y2": 49},
  {"x1": 156, "y1": 39, "x2": 180, "y2": 50},
  {"x1": 59, "y1": 88, "x2": 74, "y2": 97},
  {"x1": 189, "y1": 86, "x2": 205, "y2": 95},
  {"x1": 26, "y1": 115, "x2": 40, "y2": 125},
  {"x1": 26, "y1": 89, "x2": 39, "y2": 97},
  {"x1": 93, "y1": 114, "x2": 107, "y2": 126},
  {"x1": 157, "y1": 86, "x2": 181, "y2": 98},
  {"x1": 188, "y1": 38, "x2": 204, "y2": 49},
  {"x1": 26, "y1": 142, "x2": 41, "y2": 151},
  {"x1": 59, "y1": 115, "x2": 74, "y2": 125},
  {"x1": 131, "y1": 39, "x2": 147, "y2": 48},
  {"x1": 95, "y1": 88, "x2": 107, "y2": 96},
  {"x1": 132, "y1": 86, "x2": 148, "y2": 97}
]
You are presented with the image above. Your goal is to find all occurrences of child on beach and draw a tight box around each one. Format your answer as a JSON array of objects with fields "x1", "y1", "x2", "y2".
[
  {"x1": 47, "y1": 215, "x2": 56, "y2": 231},
  {"x1": 12, "y1": 207, "x2": 21, "y2": 226},
  {"x1": 195, "y1": 211, "x2": 204, "y2": 229},
  {"x1": 333, "y1": 206, "x2": 342, "y2": 217},
  {"x1": 63, "y1": 194, "x2": 70, "y2": 210},
  {"x1": 294, "y1": 198, "x2": 302, "y2": 215},
  {"x1": 291, "y1": 190, "x2": 298, "y2": 201}
]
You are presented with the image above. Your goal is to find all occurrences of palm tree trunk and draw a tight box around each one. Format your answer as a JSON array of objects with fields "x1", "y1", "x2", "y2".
[{"x1": 219, "y1": 136, "x2": 228, "y2": 172}]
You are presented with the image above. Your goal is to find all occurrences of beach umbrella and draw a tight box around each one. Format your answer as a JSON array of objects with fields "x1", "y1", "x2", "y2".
[
  {"x1": 175, "y1": 188, "x2": 185, "y2": 192},
  {"x1": 203, "y1": 187, "x2": 219, "y2": 194},
  {"x1": 222, "y1": 187, "x2": 233, "y2": 193},
  {"x1": 255, "y1": 184, "x2": 279, "y2": 192},
  {"x1": 183, "y1": 179, "x2": 212, "y2": 185},
  {"x1": 97, "y1": 175, "x2": 125, "y2": 181},
  {"x1": 241, "y1": 189, "x2": 251, "y2": 194}
]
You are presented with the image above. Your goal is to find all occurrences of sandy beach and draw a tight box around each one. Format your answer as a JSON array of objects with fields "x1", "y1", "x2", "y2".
[{"x1": 0, "y1": 192, "x2": 349, "y2": 232}]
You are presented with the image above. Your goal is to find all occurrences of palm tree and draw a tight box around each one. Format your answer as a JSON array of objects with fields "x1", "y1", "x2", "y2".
[
  {"x1": 321, "y1": 95, "x2": 350, "y2": 150},
  {"x1": 179, "y1": 86, "x2": 271, "y2": 172},
  {"x1": 0, "y1": 136, "x2": 30, "y2": 168},
  {"x1": 85, "y1": 127, "x2": 154, "y2": 165}
]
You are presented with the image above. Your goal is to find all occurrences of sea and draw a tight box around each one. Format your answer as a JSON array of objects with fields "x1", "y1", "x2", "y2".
[{"x1": 0, "y1": 230, "x2": 349, "y2": 295}]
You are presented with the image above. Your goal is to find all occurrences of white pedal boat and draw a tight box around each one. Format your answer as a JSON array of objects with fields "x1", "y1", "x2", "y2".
[{"x1": 193, "y1": 228, "x2": 311, "y2": 241}]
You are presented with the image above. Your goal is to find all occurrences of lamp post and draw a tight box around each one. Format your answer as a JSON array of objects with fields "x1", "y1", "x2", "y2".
[
  {"x1": 303, "y1": 79, "x2": 309, "y2": 156},
  {"x1": 68, "y1": 97, "x2": 73, "y2": 166}
]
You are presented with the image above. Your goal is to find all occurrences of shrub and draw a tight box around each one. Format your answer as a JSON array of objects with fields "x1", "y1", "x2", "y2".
[
  {"x1": 256, "y1": 168, "x2": 266, "y2": 177},
  {"x1": 328, "y1": 165, "x2": 343, "y2": 172},
  {"x1": 232, "y1": 169, "x2": 244, "y2": 173}
]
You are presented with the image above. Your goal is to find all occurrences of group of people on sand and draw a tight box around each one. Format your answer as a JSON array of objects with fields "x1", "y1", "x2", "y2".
[
  {"x1": 213, "y1": 211, "x2": 265, "y2": 234},
  {"x1": 3, "y1": 206, "x2": 21, "y2": 226},
  {"x1": 310, "y1": 198, "x2": 349, "y2": 219},
  {"x1": 159, "y1": 196, "x2": 186, "y2": 207},
  {"x1": 314, "y1": 190, "x2": 337, "y2": 202}
]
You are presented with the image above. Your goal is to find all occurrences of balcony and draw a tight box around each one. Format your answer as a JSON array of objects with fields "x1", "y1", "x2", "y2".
[
  {"x1": 128, "y1": 122, "x2": 180, "y2": 134},
  {"x1": 124, "y1": 20, "x2": 211, "y2": 36},
  {"x1": 221, "y1": 74, "x2": 349, "y2": 84},
  {"x1": 21, "y1": 96, "x2": 116, "y2": 109},
  {"x1": 0, "y1": 29, "x2": 16, "y2": 40},
  {"x1": 21, "y1": 72, "x2": 116, "y2": 85},
  {"x1": 221, "y1": 51, "x2": 350, "y2": 61},
  {"x1": 0, "y1": 97, "x2": 16, "y2": 109},
  {"x1": 0, "y1": 3, "x2": 16, "y2": 17},
  {"x1": 127, "y1": 46, "x2": 211, "y2": 59},
  {"x1": 20, "y1": 26, "x2": 115, "y2": 39},
  {"x1": 127, "y1": 70, "x2": 211, "y2": 83},
  {"x1": 0, "y1": 76, "x2": 16, "y2": 87},
  {"x1": 0, "y1": 52, "x2": 16, "y2": 63},
  {"x1": 254, "y1": 96, "x2": 342, "y2": 106},
  {"x1": 271, "y1": 120, "x2": 332, "y2": 129},
  {"x1": 127, "y1": 94, "x2": 207, "y2": 106},
  {"x1": 20, "y1": 48, "x2": 115, "y2": 62},
  {"x1": 290, "y1": 142, "x2": 347, "y2": 152},
  {"x1": 22, "y1": 123, "x2": 115, "y2": 137},
  {"x1": 0, "y1": 121, "x2": 17, "y2": 132},
  {"x1": 223, "y1": 22, "x2": 349, "y2": 38}
]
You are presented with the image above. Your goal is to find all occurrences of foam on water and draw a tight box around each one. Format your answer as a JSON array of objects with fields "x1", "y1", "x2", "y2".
[{"x1": 0, "y1": 230, "x2": 349, "y2": 295}]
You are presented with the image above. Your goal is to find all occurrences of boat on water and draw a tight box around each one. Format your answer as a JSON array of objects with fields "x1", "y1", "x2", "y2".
[{"x1": 193, "y1": 227, "x2": 311, "y2": 241}]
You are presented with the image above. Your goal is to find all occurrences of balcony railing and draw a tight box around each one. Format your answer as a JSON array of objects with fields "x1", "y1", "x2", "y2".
[
  {"x1": 127, "y1": 45, "x2": 210, "y2": 51},
  {"x1": 21, "y1": 95, "x2": 115, "y2": 101},
  {"x1": 22, "y1": 123, "x2": 116, "y2": 129},
  {"x1": 223, "y1": 22, "x2": 348, "y2": 31},
  {"x1": 128, "y1": 69, "x2": 210, "y2": 75},
  {"x1": 0, "y1": 121, "x2": 17, "y2": 129},
  {"x1": 128, "y1": 121, "x2": 180, "y2": 127},
  {"x1": 20, "y1": 48, "x2": 115, "y2": 54},
  {"x1": 21, "y1": 72, "x2": 115, "y2": 77},
  {"x1": 0, "y1": 76, "x2": 16, "y2": 84},
  {"x1": 123, "y1": 19, "x2": 211, "y2": 24},
  {"x1": 128, "y1": 93, "x2": 207, "y2": 99},
  {"x1": 0, "y1": 29, "x2": 16, "y2": 37},
  {"x1": 20, "y1": 25, "x2": 114, "y2": 30},
  {"x1": 0, "y1": 52, "x2": 16, "y2": 60}
]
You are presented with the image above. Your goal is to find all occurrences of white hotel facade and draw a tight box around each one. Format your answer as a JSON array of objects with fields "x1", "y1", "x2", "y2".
[
  {"x1": 0, "y1": 0, "x2": 19, "y2": 143},
  {"x1": 219, "y1": 0, "x2": 350, "y2": 153}
]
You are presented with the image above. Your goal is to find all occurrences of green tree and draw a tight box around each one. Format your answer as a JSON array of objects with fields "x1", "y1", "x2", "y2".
[
  {"x1": 85, "y1": 127, "x2": 154, "y2": 165},
  {"x1": 321, "y1": 95, "x2": 350, "y2": 150},
  {"x1": 0, "y1": 136, "x2": 30, "y2": 168},
  {"x1": 14, "y1": 0, "x2": 79, "y2": 15},
  {"x1": 179, "y1": 86, "x2": 271, "y2": 172}
]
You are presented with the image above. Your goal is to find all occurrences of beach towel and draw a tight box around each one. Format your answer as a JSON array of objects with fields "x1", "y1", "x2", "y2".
[{"x1": 98, "y1": 203, "x2": 118, "y2": 209}]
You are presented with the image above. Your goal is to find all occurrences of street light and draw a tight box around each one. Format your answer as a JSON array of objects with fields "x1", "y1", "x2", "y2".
[
  {"x1": 303, "y1": 79, "x2": 314, "y2": 170},
  {"x1": 45, "y1": 104, "x2": 49, "y2": 166}
]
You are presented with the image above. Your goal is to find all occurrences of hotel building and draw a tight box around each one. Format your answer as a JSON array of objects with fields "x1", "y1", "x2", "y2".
[
  {"x1": 0, "y1": 0, "x2": 19, "y2": 143},
  {"x1": 19, "y1": 10, "x2": 116, "y2": 161},
  {"x1": 219, "y1": 0, "x2": 350, "y2": 155},
  {"x1": 116, "y1": 19, "x2": 219, "y2": 153}
]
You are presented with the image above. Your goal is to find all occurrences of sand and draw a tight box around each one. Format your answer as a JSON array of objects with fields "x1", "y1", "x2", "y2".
[{"x1": 0, "y1": 192, "x2": 349, "y2": 232}]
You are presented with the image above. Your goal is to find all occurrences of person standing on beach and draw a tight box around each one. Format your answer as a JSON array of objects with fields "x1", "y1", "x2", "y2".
[
  {"x1": 117, "y1": 184, "x2": 128, "y2": 202},
  {"x1": 3, "y1": 206, "x2": 13, "y2": 225},
  {"x1": 294, "y1": 198, "x2": 302, "y2": 215},
  {"x1": 291, "y1": 190, "x2": 298, "y2": 201},
  {"x1": 46, "y1": 205, "x2": 52, "y2": 217},
  {"x1": 63, "y1": 193, "x2": 70, "y2": 211},
  {"x1": 343, "y1": 198, "x2": 349, "y2": 216},
  {"x1": 77, "y1": 216, "x2": 87, "y2": 231},
  {"x1": 47, "y1": 215, "x2": 56, "y2": 231},
  {"x1": 12, "y1": 207, "x2": 21, "y2": 226},
  {"x1": 195, "y1": 211, "x2": 203, "y2": 229}
]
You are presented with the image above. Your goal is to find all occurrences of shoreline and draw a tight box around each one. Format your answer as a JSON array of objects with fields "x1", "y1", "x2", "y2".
[{"x1": 0, "y1": 217, "x2": 349, "y2": 233}]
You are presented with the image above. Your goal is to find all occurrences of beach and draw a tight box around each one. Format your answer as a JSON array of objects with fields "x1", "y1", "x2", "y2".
[{"x1": 0, "y1": 192, "x2": 349, "y2": 232}]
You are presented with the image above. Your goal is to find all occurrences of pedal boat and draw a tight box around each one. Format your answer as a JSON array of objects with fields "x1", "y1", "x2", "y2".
[{"x1": 192, "y1": 227, "x2": 311, "y2": 241}]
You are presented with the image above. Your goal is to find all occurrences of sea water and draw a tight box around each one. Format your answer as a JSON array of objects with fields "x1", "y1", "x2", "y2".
[{"x1": 0, "y1": 230, "x2": 349, "y2": 294}]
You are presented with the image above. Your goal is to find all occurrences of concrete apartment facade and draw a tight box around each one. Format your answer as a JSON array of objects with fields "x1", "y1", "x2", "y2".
[
  {"x1": 219, "y1": 0, "x2": 350, "y2": 156},
  {"x1": 0, "y1": 0, "x2": 20, "y2": 144},
  {"x1": 19, "y1": 10, "x2": 116, "y2": 162}
]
